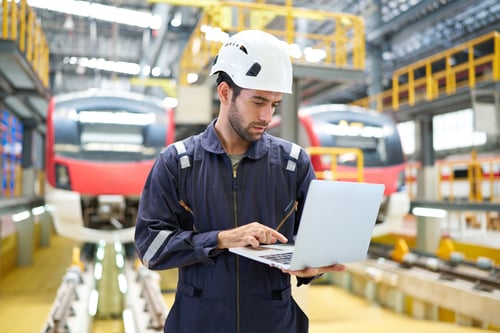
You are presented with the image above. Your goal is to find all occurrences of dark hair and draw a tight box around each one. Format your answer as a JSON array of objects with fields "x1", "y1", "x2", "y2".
[{"x1": 216, "y1": 72, "x2": 242, "y2": 102}]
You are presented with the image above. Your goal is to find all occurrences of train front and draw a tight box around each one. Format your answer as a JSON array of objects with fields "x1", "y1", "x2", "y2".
[
  {"x1": 44, "y1": 90, "x2": 174, "y2": 244},
  {"x1": 302, "y1": 104, "x2": 410, "y2": 229}
]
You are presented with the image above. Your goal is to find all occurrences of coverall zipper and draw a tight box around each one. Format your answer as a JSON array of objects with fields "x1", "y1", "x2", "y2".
[{"x1": 232, "y1": 160, "x2": 240, "y2": 333}]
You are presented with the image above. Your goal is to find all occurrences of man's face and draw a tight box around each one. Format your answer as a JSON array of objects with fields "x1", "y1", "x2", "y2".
[{"x1": 228, "y1": 89, "x2": 283, "y2": 142}]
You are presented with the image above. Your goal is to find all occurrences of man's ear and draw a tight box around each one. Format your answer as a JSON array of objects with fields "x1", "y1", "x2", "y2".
[{"x1": 217, "y1": 82, "x2": 232, "y2": 105}]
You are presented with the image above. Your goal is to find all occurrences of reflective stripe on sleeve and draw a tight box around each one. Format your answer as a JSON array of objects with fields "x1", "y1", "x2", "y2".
[{"x1": 142, "y1": 229, "x2": 173, "y2": 268}]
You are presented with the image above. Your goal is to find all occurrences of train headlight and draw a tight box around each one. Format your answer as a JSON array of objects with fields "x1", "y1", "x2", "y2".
[{"x1": 55, "y1": 163, "x2": 71, "y2": 190}]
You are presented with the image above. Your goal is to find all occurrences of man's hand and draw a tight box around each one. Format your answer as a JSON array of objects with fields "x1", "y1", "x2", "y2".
[
  {"x1": 217, "y1": 222, "x2": 288, "y2": 249},
  {"x1": 281, "y1": 264, "x2": 346, "y2": 278}
]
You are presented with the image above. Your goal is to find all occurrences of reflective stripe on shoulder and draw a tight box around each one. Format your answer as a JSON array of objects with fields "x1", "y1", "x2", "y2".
[
  {"x1": 142, "y1": 229, "x2": 173, "y2": 268},
  {"x1": 174, "y1": 141, "x2": 191, "y2": 169},
  {"x1": 286, "y1": 143, "x2": 301, "y2": 172}
]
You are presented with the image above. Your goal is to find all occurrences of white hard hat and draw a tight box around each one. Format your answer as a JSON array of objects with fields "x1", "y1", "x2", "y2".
[{"x1": 209, "y1": 30, "x2": 293, "y2": 94}]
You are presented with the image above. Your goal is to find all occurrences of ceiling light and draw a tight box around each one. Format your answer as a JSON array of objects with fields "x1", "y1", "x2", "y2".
[
  {"x1": 411, "y1": 207, "x2": 447, "y2": 218},
  {"x1": 28, "y1": 0, "x2": 161, "y2": 29},
  {"x1": 289, "y1": 44, "x2": 303, "y2": 59},
  {"x1": 170, "y1": 11, "x2": 182, "y2": 27},
  {"x1": 151, "y1": 67, "x2": 161, "y2": 77},
  {"x1": 186, "y1": 73, "x2": 199, "y2": 84}
]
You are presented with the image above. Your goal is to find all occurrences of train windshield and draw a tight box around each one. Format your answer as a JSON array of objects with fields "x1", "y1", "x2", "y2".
[
  {"x1": 308, "y1": 110, "x2": 404, "y2": 167},
  {"x1": 53, "y1": 100, "x2": 168, "y2": 162}
]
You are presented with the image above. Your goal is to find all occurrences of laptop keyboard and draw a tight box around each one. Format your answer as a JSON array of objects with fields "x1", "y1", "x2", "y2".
[{"x1": 261, "y1": 252, "x2": 292, "y2": 265}]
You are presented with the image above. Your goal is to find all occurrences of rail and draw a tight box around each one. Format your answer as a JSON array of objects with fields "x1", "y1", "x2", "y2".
[
  {"x1": 306, "y1": 146, "x2": 364, "y2": 182},
  {"x1": 353, "y1": 31, "x2": 500, "y2": 112},
  {"x1": 168, "y1": 0, "x2": 365, "y2": 85},
  {"x1": 137, "y1": 267, "x2": 168, "y2": 330},
  {"x1": 368, "y1": 241, "x2": 500, "y2": 291},
  {"x1": 333, "y1": 237, "x2": 500, "y2": 329},
  {"x1": 1, "y1": 0, "x2": 50, "y2": 88},
  {"x1": 41, "y1": 267, "x2": 82, "y2": 333}
]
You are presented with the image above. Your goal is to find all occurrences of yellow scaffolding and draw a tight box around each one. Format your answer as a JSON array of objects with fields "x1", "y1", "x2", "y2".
[
  {"x1": 353, "y1": 31, "x2": 500, "y2": 112},
  {"x1": 148, "y1": 0, "x2": 365, "y2": 86},
  {"x1": 0, "y1": 0, "x2": 50, "y2": 88},
  {"x1": 306, "y1": 146, "x2": 364, "y2": 182}
]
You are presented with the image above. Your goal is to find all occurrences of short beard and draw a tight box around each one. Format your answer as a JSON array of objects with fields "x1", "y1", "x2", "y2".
[{"x1": 228, "y1": 101, "x2": 266, "y2": 142}]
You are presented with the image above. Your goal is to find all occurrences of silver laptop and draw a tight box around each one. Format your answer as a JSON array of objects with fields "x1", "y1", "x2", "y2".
[{"x1": 229, "y1": 179, "x2": 385, "y2": 270}]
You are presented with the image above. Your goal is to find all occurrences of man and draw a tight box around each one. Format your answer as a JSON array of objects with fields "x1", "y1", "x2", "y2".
[{"x1": 134, "y1": 29, "x2": 345, "y2": 333}]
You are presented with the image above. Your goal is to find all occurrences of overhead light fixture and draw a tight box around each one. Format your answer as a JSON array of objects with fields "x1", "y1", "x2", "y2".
[
  {"x1": 63, "y1": 15, "x2": 75, "y2": 31},
  {"x1": 142, "y1": 65, "x2": 151, "y2": 76},
  {"x1": 151, "y1": 67, "x2": 161, "y2": 77},
  {"x1": 77, "y1": 57, "x2": 141, "y2": 75},
  {"x1": 304, "y1": 47, "x2": 327, "y2": 63},
  {"x1": 200, "y1": 25, "x2": 229, "y2": 43},
  {"x1": 28, "y1": 0, "x2": 162, "y2": 29},
  {"x1": 79, "y1": 110, "x2": 155, "y2": 125},
  {"x1": 31, "y1": 206, "x2": 46, "y2": 216},
  {"x1": 170, "y1": 11, "x2": 182, "y2": 27},
  {"x1": 12, "y1": 210, "x2": 31, "y2": 222},
  {"x1": 163, "y1": 97, "x2": 178, "y2": 108},
  {"x1": 289, "y1": 43, "x2": 303, "y2": 59},
  {"x1": 186, "y1": 73, "x2": 199, "y2": 84},
  {"x1": 411, "y1": 207, "x2": 447, "y2": 218}
]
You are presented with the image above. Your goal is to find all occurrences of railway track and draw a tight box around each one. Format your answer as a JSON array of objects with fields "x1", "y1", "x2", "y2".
[{"x1": 368, "y1": 242, "x2": 500, "y2": 292}]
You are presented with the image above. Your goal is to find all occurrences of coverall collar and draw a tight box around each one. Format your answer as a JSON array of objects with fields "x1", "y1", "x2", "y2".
[{"x1": 200, "y1": 118, "x2": 271, "y2": 160}]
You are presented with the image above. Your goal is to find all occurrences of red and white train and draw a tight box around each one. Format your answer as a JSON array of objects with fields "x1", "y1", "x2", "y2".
[
  {"x1": 44, "y1": 89, "x2": 175, "y2": 244},
  {"x1": 269, "y1": 104, "x2": 410, "y2": 234}
]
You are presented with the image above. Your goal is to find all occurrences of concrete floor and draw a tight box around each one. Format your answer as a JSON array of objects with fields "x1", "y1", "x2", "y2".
[{"x1": 0, "y1": 233, "x2": 495, "y2": 333}]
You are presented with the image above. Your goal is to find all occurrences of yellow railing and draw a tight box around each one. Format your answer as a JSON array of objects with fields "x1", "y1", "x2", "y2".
[
  {"x1": 436, "y1": 153, "x2": 500, "y2": 203},
  {"x1": 405, "y1": 154, "x2": 500, "y2": 203},
  {"x1": 353, "y1": 31, "x2": 500, "y2": 112},
  {"x1": 1, "y1": 0, "x2": 50, "y2": 88},
  {"x1": 404, "y1": 160, "x2": 421, "y2": 200},
  {"x1": 306, "y1": 146, "x2": 364, "y2": 182},
  {"x1": 175, "y1": 0, "x2": 365, "y2": 85}
]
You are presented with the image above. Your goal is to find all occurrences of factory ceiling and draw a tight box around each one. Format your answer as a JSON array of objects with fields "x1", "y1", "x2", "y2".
[{"x1": 30, "y1": 0, "x2": 500, "y2": 105}]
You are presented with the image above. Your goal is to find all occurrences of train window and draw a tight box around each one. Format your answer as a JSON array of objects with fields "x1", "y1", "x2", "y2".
[
  {"x1": 143, "y1": 124, "x2": 167, "y2": 148},
  {"x1": 314, "y1": 121, "x2": 390, "y2": 167},
  {"x1": 54, "y1": 119, "x2": 80, "y2": 145},
  {"x1": 80, "y1": 122, "x2": 144, "y2": 158},
  {"x1": 52, "y1": 105, "x2": 167, "y2": 162},
  {"x1": 269, "y1": 105, "x2": 404, "y2": 168}
]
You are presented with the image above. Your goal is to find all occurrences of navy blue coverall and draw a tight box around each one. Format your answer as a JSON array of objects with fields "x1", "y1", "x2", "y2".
[{"x1": 134, "y1": 119, "x2": 317, "y2": 333}]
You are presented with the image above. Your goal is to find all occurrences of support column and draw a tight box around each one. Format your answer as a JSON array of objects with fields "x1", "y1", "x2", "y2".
[
  {"x1": 38, "y1": 211, "x2": 53, "y2": 247},
  {"x1": 14, "y1": 212, "x2": 34, "y2": 266},
  {"x1": 366, "y1": 0, "x2": 384, "y2": 110},
  {"x1": 21, "y1": 120, "x2": 36, "y2": 197},
  {"x1": 280, "y1": 77, "x2": 300, "y2": 143},
  {"x1": 414, "y1": 115, "x2": 442, "y2": 253},
  {"x1": 367, "y1": 44, "x2": 383, "y2": 110}
]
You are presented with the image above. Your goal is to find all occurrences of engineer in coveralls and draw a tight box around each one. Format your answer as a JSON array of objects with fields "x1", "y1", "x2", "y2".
[{"x1": 134, "y1": 29, "x2": 345, "y2": 333}]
